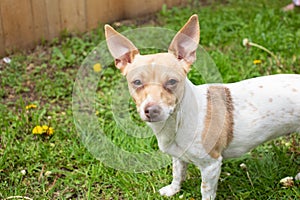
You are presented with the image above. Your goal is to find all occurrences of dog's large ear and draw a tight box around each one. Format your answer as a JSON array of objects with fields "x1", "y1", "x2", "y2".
[
  {"x1": 105, "y1": 25, "x2": 139, "y2": 75},
  {"x1": 168, "y1": 14, "x2": 200, "y2": 71}
]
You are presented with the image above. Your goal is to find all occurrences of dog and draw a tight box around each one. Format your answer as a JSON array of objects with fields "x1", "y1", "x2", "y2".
[{"x1": 104, "y1": 14, "x2": 300, "y2": 200}]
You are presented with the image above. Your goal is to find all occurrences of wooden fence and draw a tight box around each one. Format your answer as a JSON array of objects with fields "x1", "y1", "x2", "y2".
[{"x1": 0, "y1": 0, "x2": 188, "y2": 57}]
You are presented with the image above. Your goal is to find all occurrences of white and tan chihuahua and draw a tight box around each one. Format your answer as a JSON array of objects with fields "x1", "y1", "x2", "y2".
[{"x1": 104, "y1": 15, "x2": 300, "y2": 199}]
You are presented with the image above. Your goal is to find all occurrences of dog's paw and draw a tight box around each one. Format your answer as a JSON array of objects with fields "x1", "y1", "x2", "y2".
[{"x1": 159, "y1": 184, "x2": 180, "y2": 196}]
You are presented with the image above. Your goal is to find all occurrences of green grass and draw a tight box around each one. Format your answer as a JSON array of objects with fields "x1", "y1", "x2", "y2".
[{"x1": 1, "y1": 0, "x2": 300, "y2": 199}]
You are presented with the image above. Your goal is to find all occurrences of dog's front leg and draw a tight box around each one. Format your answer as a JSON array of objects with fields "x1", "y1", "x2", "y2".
[
  {"x1": 159, "y1": 157, "x2": 188, "y2": 196},
  {"x1": 199, "y1": 157, "x2": 222, "y2": 200}
]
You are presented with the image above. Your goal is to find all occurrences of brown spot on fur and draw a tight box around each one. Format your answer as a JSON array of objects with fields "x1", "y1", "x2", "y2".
[
  {"x1": 292, "y1": 88, "x2": 298, "y2": 92},
  {"x1": 259, "y1": 85, "x2": 263, "y2": 88},
  {"x1": 269, "y1": 98, "x2": 273, "y2": 103},
  {"x1": 248, "y1": 102, "x2": 258, "y2": 112},
  {"x1": 201, "y1": 86, "x2": 234, "y2": 159}
]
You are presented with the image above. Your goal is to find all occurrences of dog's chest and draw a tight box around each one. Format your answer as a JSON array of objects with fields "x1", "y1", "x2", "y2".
[
  {"x1": 156, "y1": 131, "x2": 205, "y2": 163},
  {"x1": 151, "y1": 101, "x2": 208, "y2": 163}
]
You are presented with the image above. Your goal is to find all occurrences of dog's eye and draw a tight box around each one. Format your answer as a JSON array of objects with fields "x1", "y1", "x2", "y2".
[
  {"x1": 166, "y1": 79, "x2": 178, "y2": 86},
  {"x1": 132, "y1": 79, "x2": 143, "y2": 87}
]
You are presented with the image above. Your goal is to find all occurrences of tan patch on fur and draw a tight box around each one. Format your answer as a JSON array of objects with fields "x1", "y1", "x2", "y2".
[
  {"x1": 201, "y1": 86, "x2": 234, "y2": 159},
  {"x1": 126, "y1": 53, "x2": 188, "y2": 114}
]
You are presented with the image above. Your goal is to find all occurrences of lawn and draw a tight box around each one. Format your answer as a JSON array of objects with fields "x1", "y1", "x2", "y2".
[{"x1": 1, "y1": 0, "x2": 300, "y2": 199}]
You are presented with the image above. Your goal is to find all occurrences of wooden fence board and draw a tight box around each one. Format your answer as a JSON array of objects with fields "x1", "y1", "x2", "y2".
[
  {"x1": 0, "y1": 4, "x2": 4, "y2": 55},
  {"x1": 86, "y1": 0, "x2": 109, "y2": 29},
  {"x1": 86, "y1": 0, "x2": 125, "y2": 29},
  {"x1": 0, "y1": 0, "x2": 34, "y2": 50},
  {"x1": 31, "y1": 0, "x2": 49, "y2": 42},
  {"x1": 124, "y1": 0, "x2": 164, "y2": 18},
  {"x1": 165, "y1": 0, "x2": 183, "y2": 7},
  {"x1": 108, "y1": 0, "x2": 126, "y2": 21},
  {"x1": 60, "y1": 0, "x2": 86, "y2": 32},
  {"x1": 45, "y1": 0, "x2": 61, "y2": 39}
]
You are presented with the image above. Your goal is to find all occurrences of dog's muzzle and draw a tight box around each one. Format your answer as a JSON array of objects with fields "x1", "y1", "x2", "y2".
[{"x1": 144, "y1": 104, "x2": 162, "y2": 122}]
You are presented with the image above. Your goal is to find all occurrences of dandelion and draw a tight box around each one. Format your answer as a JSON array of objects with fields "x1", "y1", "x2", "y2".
[
  {"x1": 32, "y1": 125, "x2": 54, "y2": 136},
  {"x1": 280, "y1": 176, "x2": 294, "y2": 188},
  {"x1": 26, "y1": 104, "x2": 37, "y2": 110},
  {"x1": 41, "y1": 125, "x2": 54, "y2": 136},
  {"x1": 242, "y1": 38, "x2": 280, "y2": 65},
  {"x1": 242, "y1": 38, "x2": 250, "y2": 47},
  {"x1": 32, "y1": 125, "x2": 44, "y2": 134},
  {"x1": 45, "y1": 127, "x2": 54, "y2": 136},
  {"x1": 239, "y1": 163, "x2": 254, "y2": 188},
  {"x1": 93, "y1": 63, "x2": 102, "y2": 72},
  {"x1": 20, "y1": 169, "x2": 27, "y2": 175},
  {"x1": 253, "y1": 59, "x2": 262, "y2": 65}
]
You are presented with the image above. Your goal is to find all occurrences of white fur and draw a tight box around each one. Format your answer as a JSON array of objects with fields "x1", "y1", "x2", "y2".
[
  {"x1": 224, "y1": 74, "x2": 300, "y2": 157},
  {"x1": 149, "y1": 74, "x2": 300, "y2": 200}
]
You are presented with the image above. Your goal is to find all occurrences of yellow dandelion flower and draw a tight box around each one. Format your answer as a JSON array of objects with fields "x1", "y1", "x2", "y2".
[
  {"x1": 42, "y1": 125, "x2": 54, "y2": 136},
  {"x1": 45, "y1": 127, "x2": 54, "y2": 136},
  {"x1": 32, "y1": 126, "x2": 44, "y2": 134},
  {"x1": 93, "y1": 63, "x2": 102, "y2": 72},
  {"x1": 32, "y1": 125, "x2": 54, "y2": 136},
  {"x1": 26, "y1": 104, "x2": 37, "y2": 110},
  {"x1": 253, "y1": 59, "x2": 262, "y2": 65}
]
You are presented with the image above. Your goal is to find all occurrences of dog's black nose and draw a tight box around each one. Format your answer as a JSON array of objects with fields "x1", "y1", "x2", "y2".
[{"x1": 144, "y1": 105, "x2": 162, "y2": 121}]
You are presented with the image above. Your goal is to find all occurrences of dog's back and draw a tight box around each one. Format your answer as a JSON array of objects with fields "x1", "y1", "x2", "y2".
[{"x1": 223, "y1": 74, "x2": 300, "y2": 157}]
